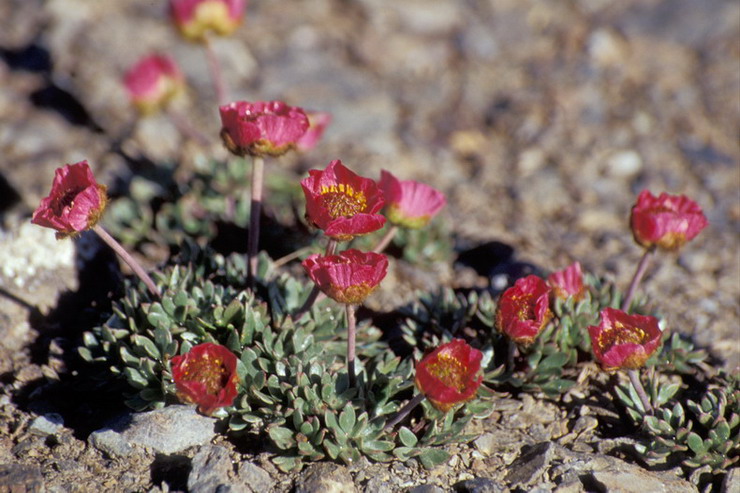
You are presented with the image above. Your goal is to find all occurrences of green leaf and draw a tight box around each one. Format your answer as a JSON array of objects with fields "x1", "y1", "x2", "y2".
[
  {"x1": 398, "y1": 427, "x2": 418, "y2": 448},
  {"x1": 657, "y1": 382, "x2": 681, "y2": 406},
  {"x1": 132, "y1": 335, "x2": 161, "y2": 360},
  {"x1": 538, "y1": 352, "x2": 569, "y2": 371},
  {"x1": 687, "y1": 432, "x2": 706, "y2": 455},
  {"x1": 269, "y1": 426, "x2": 296, "y2": 450},
  {"x1": 418, "y1": 448, "x2": 450, "y2": 469},
  {"x1": 124, "y1": 367, "x2": 149, "y2": 389},
  {"x1": 271, "y1": 455, "x2": 303, "y2": 472},
  {"x1": 339, "y1": 406, "x2": 356, "y2": 434}
]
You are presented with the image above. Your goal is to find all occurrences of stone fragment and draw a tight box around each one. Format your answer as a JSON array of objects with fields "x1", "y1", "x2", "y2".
[
  {"x1": 29, "y1": 413, "x2": 64, "y2": 436},
  {"x1": 238, "y1": 461, "x2": 274, "y2": 493},
  {"x1": 589, "y1": 463, "x2": 697, "y2": 493},
  {"x1": 504, "y1": 442, "x2": 554, "y2": 487},
  {"x1": 188, "y1": 445, "x2": 250, "y2": 493},
  {"x1": 0, "y1": 464, "x2": 44, "y2": 493},
  {"x1": 723, "y1": 467, "x2": 740, "y2": 493},
  {"x1": 409, "y1": 485, "x2": 445, "y2": 493},
  {"x1": 295, "y1": 463, "x2": 357, "y2": 493},
  {"x1": 454, "y1": 477, "x2": 507, "y2": 493},
  {"x1": 89, "y1": 405, "x2": 215, "y2": 457}
]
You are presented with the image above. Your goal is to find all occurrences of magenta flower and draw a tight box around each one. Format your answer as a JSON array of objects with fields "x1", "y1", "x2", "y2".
[
  {"x1": 496, "y1": 275, "x2": 552, "y2": 345},
  {"x1": 547, "y1": 262, "x2": 586, "y2": 301},
  {"x1": 169, "y1": 0, "x2": 246, "y2": 41},
  {"x1": 219, "y1": 100, "x2": 309, "y2": 157},
  {"x1": 301, "y1": 160, "x2": 386, "y2": 241},
  {"x1": 171, "y1": 342, "x2": 239, "y2": 415},
  {"x1": 296, "y1": 111, "x2": 332, "y2": 152},
  {"x1": 31, "y1": 161, "x2": 108, "y2": 240},
  {"x1": 378, "y1": 170, "x2": 446, "y2": 229},
  {"x1": 302, "y1": 249, "x2": 388, "y2": 305},
  {"x1": 414, "y1": 339, "x2": 483, "y2": 413},
  {"x1": 630, "y1": 190, "x2": 708, "y2": 251},
  {"x1": 588, "y1": 308, "x2": 662, "y2": 370},
  {"x1": 124, "y1": 54, "x2": 184, "y2": 114}
]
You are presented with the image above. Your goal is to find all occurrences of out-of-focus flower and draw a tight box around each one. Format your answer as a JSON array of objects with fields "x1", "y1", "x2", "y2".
[
  {"x1": 588, "y1": 308, "x2": 662, "y2": 370},
  {"x1": 302, "y1": 249, "x2": 388, "y2": 305},
  {"x1": 170, "y1": 0, "x2": 246, "y2": 41},
  {"x1": 31, "y1": 161, "x2": 108, "y2": 240},
  {"x1": 378, "y1": 170, "x2": 446, "y2": 229},
  {"x1": 219, "y1": 100, "x2": 309, "y2": 157},
  {"x1": 547, "y1": 261, "x2": 586, "y2": 301},
  {"x1": 301, "y1": 160, "x2": 386, "y2": 241},
  {"x1": 414, "y1": 339, "x2": 483, "y2": 413},
  {"x1": 296, "y1": 111, "x2": 332, "y2": 152},
  {"x1": 170, "y1": 342, "x2": 239, "y2": 415},
  {"x1": 630, "y1": 190, "x2": 708, "y2": 251},
  {"x1": 124, "y1": 54, "x2": 184, "y2": 115},
  {"x1": 495, "y1": 275, "x2": 552, "y2": 345}
]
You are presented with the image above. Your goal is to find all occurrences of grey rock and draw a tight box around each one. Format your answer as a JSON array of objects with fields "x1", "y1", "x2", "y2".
[
  {"x1": 454, "y1": 477, "x2": 507, "y2": 493},
  {"x1": 409, "y1": 485, "x2": 446, "y2": 493},
  {"x1": 295, "y1": 462, "x2": 357, "y2": 493},
  {"x1": 0, "y1": 463, "x2": 44, "y2": 492},
  {"x1": 723, "y1": 468, "x2": 740, "y2": 493},
  {"x1": 89, "y1": 405, "x2": 216, "y2": 457},
  {"x1": 504, "y1": 442, "x2": 554, "y2": 487},
  {"x1": 29, "y1": 413, "x2": 64, "y2": 436},
  {"x1": 589, "y1": 463, "x2": 697, "y2": 493},
  {"x1": 188, "y1": 445, "x2": 249, "y2": 493},
  {"x1": 238, "y1": 461, "x2": 274, "y2": 493}
]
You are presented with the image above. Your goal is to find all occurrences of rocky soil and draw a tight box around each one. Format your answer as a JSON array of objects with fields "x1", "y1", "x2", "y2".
[{"x1": 0, "y1": 0, "x2": 738, "y2": 491}]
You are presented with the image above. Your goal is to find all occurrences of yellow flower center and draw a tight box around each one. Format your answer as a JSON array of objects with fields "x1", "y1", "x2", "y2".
[
  {"x1": 181, "y1": 354, "x2": 229, "y2": 395},
  {"x1": 512, "y1": 293, "x2": 536, "y2": 321},
  {"x1": 320, "y1": 183, "x2": 367, "y2": 218},
  {"x1": 598, "y1": 321, "x2": 648, "y2": 350},
  {"x1": 426, "y1": 352, "x2": 466, "y2": 391}
]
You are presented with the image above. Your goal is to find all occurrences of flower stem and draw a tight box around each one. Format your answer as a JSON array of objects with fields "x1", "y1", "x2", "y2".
[
  {"x1": 247, "y1": 156, "x2": 265, "y2": 287},
  {"x1": 384, "y1": 393, "x2": 426, "y2": 430},
  {"x1": 372, "y1": 225, "x2": 399, "y2": 254},
  {"x1": 621, "y1": 247, "x2": 655, "y2": 312},
  {"x1": 203, "y1": 34, "x2": 227, "y2": 105},
  {"x1": 627, "y1": 368, "x2": 653, "y2": 414},
  {"x1": 93, "y1": 225, "x2": 160, "y2": 298},
  {"x1": 346, "y1": 304, "x2": 357, "y2": 388},
  {"x1": 273, "y1": 245, "x2": 314, "y2": 268},
  {"x1": 166, "y1": 108, "x2": 211, "y2": 146}
]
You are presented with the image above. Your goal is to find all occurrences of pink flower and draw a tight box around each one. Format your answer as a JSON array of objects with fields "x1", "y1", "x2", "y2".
[
  {"x1": 588, "y1": 308, "x2": 662, "y2": 370},
  {"x1": 495, "y1": 275, "x2": 552, "y2": 345},
  {"x1": 630, "y1": 190, "x2": 708, "y2": 251},
  {"x1": 170, "y1": 342, "x2": 239, "y2": 415},
  {"x1": 219, "y1": 100, "x2": 309, "y2": 157},
  {"x1": 547, "y1": 262, "x2": 586, "y2": 301},
  {"x1": 31, "y1": 161, "x2": 108, "y2": 239},
  {"x1": 302, "y1": 249, "x2": 388, "y2": 305},
  {"x1": 301, "y1": 160, "x2": 386, "y2": 241},
  {"x1": 170, "y1": 0, "x2": 246, "y2": 41},
  {"x1": 296, "y1": 111, "x2": 332, "y2": 152},
  {"x1": 378, "y1": 170, "x2": 446, "y2": 229},
  {"x1": 414, "y1": 339, "x2": 483, "y2": 413},
  {"x1": 124, "y1": 54, "x2": 184, "y2": 114}
]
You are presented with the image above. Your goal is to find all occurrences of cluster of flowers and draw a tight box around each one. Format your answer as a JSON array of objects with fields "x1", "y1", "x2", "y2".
[
  {"x1": 31, "y1": 0, "x2": 711, "y2": 433},
  {"x1": 496, "y1": 190, "x2": 707, "y2": 373}
]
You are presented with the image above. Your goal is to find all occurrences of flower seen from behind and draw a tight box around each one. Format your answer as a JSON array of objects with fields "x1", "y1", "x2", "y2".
[
  {"x1": 547, "y1": 261, "x2": 586, "y2": 301},
  {"x1": 31, "y1": 161, "x2": 108, "y2": 240},
  {"x1": 170, "y1": 342, "x2": 239, "y2": 415},
  {"x1": 219, "y1": 100, "x2": 309, "y2": 157},
  {"x1": 378, "y1": 170, "x2": 446, "y2": 229},
  {"x1": 301, "y1": 160, "x2": 386, "y2": 241},
  {"x1": 496, "y1": 275, "x2": 552, "y2": 345},
  {"x1": 302, "y1": 249, "x2": 388, "y2": 305},
  {"x1": 630, "y1": 190, "x2": 708, "y2": 251},
  {"x1": 124, "y1": 54, "x2": 184, "y2": 115},
  {"x1": 588, "y1": 308, "x2": 662, "y2": 371},
  {"x1": 296, "y1": 111, "x2": 332, "y2": 152},
  {"x1": 414, "y1": 339, "x2": 483, "y2": 413},
  {"x1": 170, "y1": 0, "x2": 246, "y2": 41}
]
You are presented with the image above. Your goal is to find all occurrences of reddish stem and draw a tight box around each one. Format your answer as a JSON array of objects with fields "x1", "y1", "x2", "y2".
[
  {"x1": 203, "y1": 34, "x2": 228, "y2": 105},
  {"x1": 384, "y1": 393, "x2": 426, "y2": 431},
  {"x1": 621, "y1": 247, "x2": 654, "y2": 312},
  {"x1": 372, "y1": 225, "x2": 399, "y2": 254},
  {"x1": 93, "y1": 225, "x2": 160, "y2": 298},
  {"x1": 247, "y1": 157, "x2": 265, "y2": 286},
  {"x1": 346, "y1": 304, "x2": 357, "y2": 388}
]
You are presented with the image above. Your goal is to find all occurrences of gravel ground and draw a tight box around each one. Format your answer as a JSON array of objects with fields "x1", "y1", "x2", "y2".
[{"x1": 0, "y1": 0, "x2": 738, "y2": 491}]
